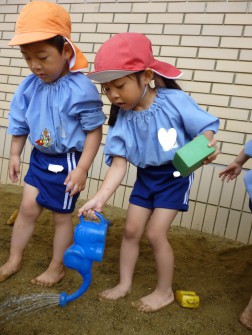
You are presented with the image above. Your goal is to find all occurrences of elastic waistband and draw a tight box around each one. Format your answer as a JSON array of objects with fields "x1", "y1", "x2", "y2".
[
  {"x1": 138, "y1": 163, "x2": 174, "y2": 172},
  {"x1": 33, "y1": 148, "x2": 81, "y2": 158}
]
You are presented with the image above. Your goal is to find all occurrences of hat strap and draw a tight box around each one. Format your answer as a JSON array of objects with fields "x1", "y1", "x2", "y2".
[{"x1": 63, "y1": 37, "x2": 76, "y2": 71}]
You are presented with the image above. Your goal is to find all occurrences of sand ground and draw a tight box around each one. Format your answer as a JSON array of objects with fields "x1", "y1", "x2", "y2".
[{"x1": 0, "y1": 184, "x2": 251, "y2": 335}]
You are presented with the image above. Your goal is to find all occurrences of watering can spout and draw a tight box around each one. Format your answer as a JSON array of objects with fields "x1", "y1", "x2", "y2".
[
  {"x1": 59, "y1": 271, "x2": 92, "y2": 307},
  {"x1": 59, "y1": 212, "x2": 110, "y2": 306}
]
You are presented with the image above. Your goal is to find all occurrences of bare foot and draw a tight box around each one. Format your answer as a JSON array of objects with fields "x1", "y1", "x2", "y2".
[
  {"x1": 31, "y1": 263, "x2": 65, "y2": 287},
  {"x1": 131, "y1": 289, "x2": 174, "y2": 313},
  {"x1": 0, "y1": 261, "x2": 21, "y2": 283},
  {"x1": 239, "y1": 309, "x2": 252, "y2": 331},
  {"x1": 98, "y1": 284, "x2": 132, "y2": 301}
]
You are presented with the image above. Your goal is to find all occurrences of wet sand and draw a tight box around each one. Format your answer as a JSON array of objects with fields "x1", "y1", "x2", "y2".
[{"x1": 0, "y1": 184, "x2": 251, "y2": 335}]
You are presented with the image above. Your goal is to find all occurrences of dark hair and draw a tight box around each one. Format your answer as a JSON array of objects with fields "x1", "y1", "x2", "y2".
[
  {"x1": 23, "y1": 35, "x2": 65, "y2": 53},
  {"x1": 107, "y1": 71, "x2": 182, "y2": 127},
  {"x1": 160, "y1": 77, "x2": 182, "y2": 90},
  {"x1": 45, "y1": 35, "x2": 65, "y2": 53},
  {"x1": 108, "y1": 104, "x2": 120, "y2": 127}
]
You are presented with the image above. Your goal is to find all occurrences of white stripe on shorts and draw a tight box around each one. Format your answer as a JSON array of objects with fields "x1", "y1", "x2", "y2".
[
  {"x1": 183, "y1": 173, "x2": 194, "y2": 205},
  {"x1": 63, "y1": 152, "x2": 77, "y2": 210},
  {"x1": 67, "y1": 152, "x2": 77, "y2": 209}
]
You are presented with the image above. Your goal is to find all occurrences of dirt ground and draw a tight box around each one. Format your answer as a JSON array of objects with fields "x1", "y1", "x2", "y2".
[{"x1": 0, "y1": 183, "x2": 251, "y2": 335}]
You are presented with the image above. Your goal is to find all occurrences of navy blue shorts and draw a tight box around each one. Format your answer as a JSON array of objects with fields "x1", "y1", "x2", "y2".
[
  {"x1": 129, "y1": 163, "x2": 194, "y2": 211},
  {"x1": 24, "y1": 148, "x2": 82, "y2": 213}
]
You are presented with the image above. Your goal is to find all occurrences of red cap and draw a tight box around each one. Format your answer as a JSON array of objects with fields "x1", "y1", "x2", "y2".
[{"x1": 87, "y1": 33, "x2": 182, "y2": 83}]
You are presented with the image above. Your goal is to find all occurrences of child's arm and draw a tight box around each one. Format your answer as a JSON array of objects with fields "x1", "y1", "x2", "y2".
[
  {"x1": 78, "y1": 156, "x2": 127, "y2": 217},
  {"x1": 9, "y1": 135, "x2": 27, "y2": 183},
  {"x1": 202, "y1": 130, "x2": 220, "y2": 164},
  {"x1": 64, "y1": 126, "x2": 102, "y2": 196},
  {"x1": 219, "y1": 148, "x2": 249, "y2": 182}
]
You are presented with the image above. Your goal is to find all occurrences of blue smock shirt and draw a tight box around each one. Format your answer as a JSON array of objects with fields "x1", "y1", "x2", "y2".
[
  {"x1": 8, "y1": 72, "x2": 106, "y2": 155},
  {"x1": 104, "y1": 88, "x2": 219, "y2": 168},
  {"x1": 244, "y1": 140, "x2": 252, "y2": 201}
]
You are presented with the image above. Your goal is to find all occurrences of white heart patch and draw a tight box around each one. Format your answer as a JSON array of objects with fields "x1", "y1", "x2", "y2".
[{"x1": 158, "y1": 128, "x2": 177, "y2": 152}]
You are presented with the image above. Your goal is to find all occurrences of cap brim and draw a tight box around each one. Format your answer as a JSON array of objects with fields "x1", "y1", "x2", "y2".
[
  {"x1": 8, "y1": 32, "x2": 57, "y2": 46},
  {"x1": 150, "y1": 59, "x2": 182, "y2": 79},
  {"x1": 87, "y1": 70, "x2": 138, "y2": 83},
  {"x1": 88, "y1": 59, "x2": 182, "y2": 83}
]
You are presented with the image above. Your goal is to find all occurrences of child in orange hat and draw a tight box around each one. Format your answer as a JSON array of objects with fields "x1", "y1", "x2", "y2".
[{"x1": 0, "y1": 1, "x2": 106, "y2": 287}]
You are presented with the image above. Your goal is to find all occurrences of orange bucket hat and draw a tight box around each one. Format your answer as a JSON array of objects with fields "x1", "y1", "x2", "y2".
[{"x1": 8, "y1": 1, "x2": 88, "y2": 72}]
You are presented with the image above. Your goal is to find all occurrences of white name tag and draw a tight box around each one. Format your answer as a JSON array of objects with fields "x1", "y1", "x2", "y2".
[{"x1": 48, "y1": 164, "x2": 64, "y2": 173}]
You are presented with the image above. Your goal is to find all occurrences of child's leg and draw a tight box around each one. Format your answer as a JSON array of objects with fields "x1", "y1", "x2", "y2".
[
  {"x1": 0, "y1": 184, "x2": 42, "y2": 282},
  {"x1": 31, "y1": 211, "x2": 73, "y2": 287},
  {"x1": 239, "y1": 295, "x2": 252, "y2": 330},
  {"x1": 132, "y1": 208, "x2": 177, "y2": 313},
  {"x1": 99, "y1": 204, "x2": 152, "y2": 300}
]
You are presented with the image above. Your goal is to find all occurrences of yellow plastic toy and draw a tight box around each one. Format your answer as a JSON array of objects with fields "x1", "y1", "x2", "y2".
[{"x1": 175, "y1": 290, "x2": 200, "y2": 308}]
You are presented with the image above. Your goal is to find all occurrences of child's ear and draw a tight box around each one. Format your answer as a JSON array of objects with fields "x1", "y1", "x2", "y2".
[
  {"x1": 62, "y1": 41, "x2": 73, "y2": 61},
  {"x1": 144, "y1": 68, "x2": 154, "y2": 84}
]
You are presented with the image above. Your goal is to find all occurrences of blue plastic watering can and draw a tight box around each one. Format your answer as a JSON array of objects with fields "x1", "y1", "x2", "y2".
[{"x1": 59, "y1": 212, "x2": 110, "y2": 307}]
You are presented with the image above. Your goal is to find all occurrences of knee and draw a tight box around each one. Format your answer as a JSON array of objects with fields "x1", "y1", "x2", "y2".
[
  {"x1": 124, "y1": 226, "x2": 136, "y2": 240},
  {"x1": 53, "y1": 212, "x2": 72, "y2": 225},
  {"x1": 123, "y1": 225, "x2": 142, "y2": 241},
  {"x1": 19, "y1": 199, "x2": 41, "y2": 219},
  {"x1": 146, "y1": 228, "x2": 162, "y2": 248}
]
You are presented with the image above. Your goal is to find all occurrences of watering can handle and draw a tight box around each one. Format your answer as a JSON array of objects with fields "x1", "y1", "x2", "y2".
[{"x1": 80, "y1": 211, "x2": 110, "y2": 226}]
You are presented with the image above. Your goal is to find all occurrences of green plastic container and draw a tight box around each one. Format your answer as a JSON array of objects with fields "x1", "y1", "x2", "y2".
[{"x1": 172, "y1": 135, "x2": 215, "y2": 177}]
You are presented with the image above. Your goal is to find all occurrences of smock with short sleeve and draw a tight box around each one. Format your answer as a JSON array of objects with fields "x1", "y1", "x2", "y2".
[
  {"x1": 104, "y1": 88, "x2": 219, "y2": 168},
  {"x1": 8, "y1": 72, "x2": 106, "y2": 154},
  {"x1": 243, "y1": 140, "x2": 252, "y2": 201}
]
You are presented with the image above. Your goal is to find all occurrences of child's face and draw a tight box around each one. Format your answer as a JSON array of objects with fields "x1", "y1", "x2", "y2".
[
  {"x1": 102, "y1": 73, "x2": 151, "y2": 111},
  {"x1": 20, "y1": 41, "x2": 71, "y2": 83}
]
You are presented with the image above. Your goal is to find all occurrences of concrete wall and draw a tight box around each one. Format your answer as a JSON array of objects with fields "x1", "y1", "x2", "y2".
[{"x1": 1, "y1": 0, "x2": 252, "y2": 243}]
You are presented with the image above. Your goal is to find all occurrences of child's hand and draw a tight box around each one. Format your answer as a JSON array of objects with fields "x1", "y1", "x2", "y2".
[
  {"x1": 64, "y1": 166, "x2": 87, "y2": 196},
  {"x1": 219, "y1": 162, "x2": 242, "y2": 182},
  {"x1": 204, "y1": 138, "x2": 220, "y2": 164},
  {"x1": 9, "y1": 155, "x2": 21, "y2": 183},
  {"x1": 78, "y1": 197, "x2": 103, "y2": 219}
]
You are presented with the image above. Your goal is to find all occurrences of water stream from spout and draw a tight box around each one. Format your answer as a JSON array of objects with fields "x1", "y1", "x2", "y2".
[{"x1": 0, "y1": 293, "x2": 60, "y2": 325}]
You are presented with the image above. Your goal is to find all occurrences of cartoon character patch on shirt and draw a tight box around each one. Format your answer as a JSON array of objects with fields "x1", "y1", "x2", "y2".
[{"x1": 36, "y1": 128, "x2": 53, "y2": 147}]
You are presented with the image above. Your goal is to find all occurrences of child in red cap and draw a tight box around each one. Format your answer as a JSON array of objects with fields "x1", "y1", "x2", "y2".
[
  {"x1": 78, "y1": 32, "x2": 220, "y2": 313},
  {"x1": 0, "y1": 1, "x2": 106, "y2": 287}
]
